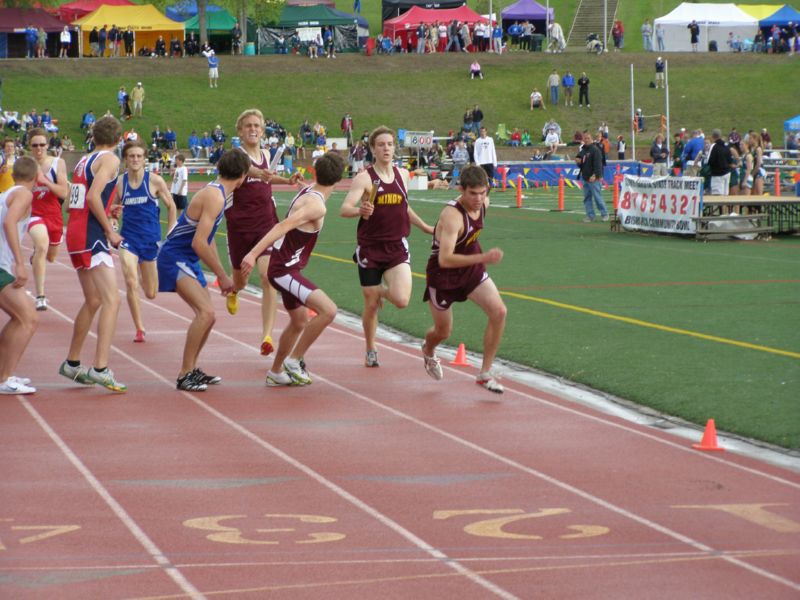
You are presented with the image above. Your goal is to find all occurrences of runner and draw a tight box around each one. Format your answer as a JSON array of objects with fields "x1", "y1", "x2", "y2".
[
  {"x1": 240, "y1": 152, "x2": 346, "y2": 387},
  {"x1": 60, "y1": 116, "x2": 127, "y2": 392},
  {"x1": 421, "y1": 166, "x2": 507, "y2": 394},
  {"x1": 340, "y1": 126, "x2": 434, "y2": 367},
  {"x1": 156, "y1": 150, "x2": 248, "y2": 391},
  {"x1": 0, "y1": 157, "x2": 39, "y2": 394},
  {"x1": 225, "y1": 109, "x2": 303, "y2": 358},
  {"x1": 26, "y1": 128, "x2": 69, "y2": 312},
  {"x1": 112, "y1": 139, "x2": 176, "y2": 343}
]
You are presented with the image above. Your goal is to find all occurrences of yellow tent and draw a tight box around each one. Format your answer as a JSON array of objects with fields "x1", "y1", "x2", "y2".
[
  {"x1": 73, "y1": 4, "x2": 184, "y2": 57},
  {"x1": 737, "y1": 4, "x2": 785, "y2": 20}
]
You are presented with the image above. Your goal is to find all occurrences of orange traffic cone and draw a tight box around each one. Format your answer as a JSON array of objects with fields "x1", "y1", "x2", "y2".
[
  {"x1": 692, "y1": 419, "x2": 725, "y2": 452},
  {"x1": 450, "y1": 343, "x2": 468, "y2": 366}
]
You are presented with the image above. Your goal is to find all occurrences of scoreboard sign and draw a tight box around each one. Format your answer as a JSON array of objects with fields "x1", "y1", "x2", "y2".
[{"x1": 404, "y1": 131, "x2": 435, "y2": 150}]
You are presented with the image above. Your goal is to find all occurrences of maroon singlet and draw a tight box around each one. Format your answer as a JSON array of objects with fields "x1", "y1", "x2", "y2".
[{"x1": 356, "y1": 165, "x2": 410, "y2": 245}]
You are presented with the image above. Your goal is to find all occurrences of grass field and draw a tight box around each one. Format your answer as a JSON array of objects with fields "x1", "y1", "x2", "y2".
[{"x1": 2, "y1": 20, "x2": 798, "y2": 449}]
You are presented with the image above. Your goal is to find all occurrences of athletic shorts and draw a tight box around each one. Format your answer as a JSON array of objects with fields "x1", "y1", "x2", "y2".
[
  {"x1": 120, "y1": 237, "x2": 159, "y2": 262},
  {"x1": 172, "y1": 194, "x2": 187, "y2": 211},
  {"x1": 353, "y1": 240, "x2": 410, "y2": 287},
  {"x1": 268, "y1": 270, "x2": 317, "y2": 311},
  {"x1": 424, "y1": 271, "x2": 489, "y2": 311},
  {"x1": 69, "y1": 249, "x2": 114, "y2": 271},
  {"x1": 209, "y1": 68, "x2": 219, "y2": 78},
  {"x1": 227, "y1": 229, "x2": 271, "y2": 270},
  {"x1": 0, "y1": 268, "x2": 14, "y2": 291},
  {"x1": 28, "y1": 215, "x2": 64, "y2": 246},
  {"x1": 157, "y1": 255, "x2": 206, "y2": 293}
]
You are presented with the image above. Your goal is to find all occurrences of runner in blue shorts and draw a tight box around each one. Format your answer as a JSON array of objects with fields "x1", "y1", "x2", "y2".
[{"x1": 112, "y1": 139, "x2": 176, "y2": 343}]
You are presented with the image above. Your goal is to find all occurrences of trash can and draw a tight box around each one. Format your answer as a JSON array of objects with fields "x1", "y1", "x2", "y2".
[
  {"x1": 244, "y1": 42, "x2": 255, "y2": 55},
  {"x1": 531, "y1": 34, "x2": 544, "y2": 52},
  {"x1": 365, "y1": 37, "x2": 375, "y2": 56}
]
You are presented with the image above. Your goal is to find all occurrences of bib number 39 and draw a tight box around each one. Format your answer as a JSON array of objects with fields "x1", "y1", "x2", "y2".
[{"x1": 68, "y1": 184, "x2": 87, "y2": 210}]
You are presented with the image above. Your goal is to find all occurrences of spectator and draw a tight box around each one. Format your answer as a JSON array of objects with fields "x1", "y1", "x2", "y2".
[
  {"x1": 151, "y1": 125, "x2": 165, "y2": 148},
  {"x1": 187, "y1": 130, "x2": 201, "y2": 158},
  {"x1": 641, "y1": 19, "x2": 653, "y2": 51},
  {"x1": 80, "y1": 110, "x2": 95, "y2": 131},
  {"x1": 616, "y1": 135, "x2": 626, "y2": 160},
  {"x1": 473, "y1": 127, "x2": 497, "y2": 186},
  {"x1": 635, "y1": 108, "x2": 644, "y2": 133},
  {"x1": 212, "y1": 124, "x2": 226, "y2": 144},
  {"x1": 155, "y1": 35, "x2": 167, "y2": 57},
  {"x1": 544, "y1": 127, "x2": 560, "y2": 156},
  {"x1": 547, "y1": 69, "x2": 560, "y2": 106},
  {"x1": 147, "y1": 143, "x2": 161, "y2": 171},
  {"x1": 612, "y1": 20, "x2": 624, "y2": 51},
  {"x1": 521, "y1": 129, "x2": 532, "y2": 146},
  {"x1": 26, "y1": 24, "x2": 38, "y2": 59},
  {"x1": 61, "y1": 134, "x2": 75, "y2": 151},
  {"x1": 688, "y1": 20, "x2": 700, "y2": 52},
  {"x1": 2, "y1": 111, "x2": 21, "y2": 132},
  {"x1": 680, "y1": 129, "x2": 705, "y2": 176},
  {"x1": 40, "y1": 109, "x2": 58, "y2": 133},
  {"x1": 575, "y1": 131, "x2": 609, "y2": 222},
  {"x1": 341, "y1": 112, "x2": 354, "y2": 146},
  {"x1": 578, "y1": 72, "x2": 591, "y2": 108},
  {"x1": 89, "y1": 26, "x2": 99, "y2": 57},
  {"x1": 471, "y1": 104, "x2": 484, "y2": 135},
  {"x1": 98, "y1": 24, "x2": 107, "y2": 57},
  {"x1": 231, "y1": 21, "x2": 242, "y2": 55},
  {"x1": 509, "y1": 128, "x2": 522, "y2": 147},
  {"x1": 123, "y1": 26, "x2": 135, "y2": 57},
  {"x1": 761, "y1": 128, "x2": 772, "y2": 150},
  {"x1": 650, "y1": 134, "x2": 670, "y2": 176},
  {"x1": 117, "y1": 86, "x2": 127, "y2": 118},
  {"x1": 562, "y1": 70, "x2": 575, "y2": 107},
  {"x1": 48, "y1": 132, "x2": 62, "y2": 157},
  {"x1": 108, "y1": 24, "x2": 119, "y2": 57},
  {"x1": 200, "y1": 131, "x2": 213, "y2": 158},
  {"x1": 164, "y1": 127, "x2": 177, "y2": 150},
  {"x1": 59, "y1": 26, "x2": 71, "y2": 58},
  {"x1": 184, "y1": 32, "x2": 198, "y2": 57},
  {"x1": 451, "y1": 139, "x2": 469, "y2": 172},
  {"x1": 542, "y1": 118, "x2": 561, "y2": 141},
  {"x1": 470, "y1": 60, "x2": 483, "y2": 79},
  {"x1": 530, "y1": 88, "x2": 545, "y2": 110},
  {"x1": 170, "y1": 36, "x2": 182, "y2": 58},
  {"x1": 36, "y1": 27, "x2": 47, "y2": 58},
  {"x1": 492, "y1": 22, "x2": 503, "y2": 53},
  {"x1": 131, "y1": 82, "x2": 145, "y2": 117},
  {"x1": 508, "y1": 21, "x2": 522, "y2": 50},
  {"x1": 707, "y1": 129, "x2": 733, "y2": 195},
  {"x1": 655, "y1": 23, "x2": 665, "y2": 52}
]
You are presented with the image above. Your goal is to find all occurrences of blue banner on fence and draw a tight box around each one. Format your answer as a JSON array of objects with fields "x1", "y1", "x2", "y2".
[{"x1": 496, "y1": 161, "x2": 652, "y2": 189}]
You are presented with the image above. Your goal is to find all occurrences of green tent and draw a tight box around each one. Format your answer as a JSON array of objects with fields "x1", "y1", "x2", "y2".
[
  {"x1": 185, "y1": 9, "x2": 236, "y2": 32},
  {"x1": 276, "y1": 5, "x2": 358, "y2": 27}
]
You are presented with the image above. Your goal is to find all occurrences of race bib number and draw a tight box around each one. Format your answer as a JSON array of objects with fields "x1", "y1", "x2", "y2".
[{"x1": 68, "y1": 183, "x2": 87, "y2": 210}]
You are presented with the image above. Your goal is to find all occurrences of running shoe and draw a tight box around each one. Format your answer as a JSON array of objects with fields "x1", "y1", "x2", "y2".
[
  {"x1": 10, "y1": 376, "x2": 32, "y2": 385},
  {"x1": 58, "y1": 361, "x2": 96, "y2": 385},
  {"x1": 86, "y1": 367, "x2": 127, "y2": 393},
  {"x1": 364, "y1": 350, "x2": 380, "y2": 368},
  {"x1": 134, "y1": 330, "x2": 145, "y2": 343},
  {"x1": 476, "y1": 372, "x2": 504, "y2": 394},
  {"x1": 192, "y1": 367, "x2": 221, "y2": 385},
  {"x1": 226, "y1": 292, "x2": 239, "y2": 315},
  {"x1": 177, "y1": 371, "x2": 207, "y2": 392},
  {"x1": 266, "y1": 370, "x2": 294, "y2": 387},
  {"x1": 283, "y1": 358, "x2": 312, "y2": 385},
  {"x1": 35, "y1": 296, "x2": 47, "y2": 311},
  {"x1": 422, "y1": 347, "x2": 443, "y2": 381},
  {"x1": 0, "y1": 377, "x2": 36, "y2": 394},
  {"x1": 260, "y1": 335, "x2": 274, "y2": 356}
]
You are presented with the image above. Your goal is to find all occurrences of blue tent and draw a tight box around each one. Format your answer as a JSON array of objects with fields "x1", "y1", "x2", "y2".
[
  {"x1": 760, "y1": 4, "x2": 800, "y2": 27},
  {"x1": 166, "y1": 1, "x2": 224, "y2": 22},
  {"x1": 330, "y1": 7, "x2": 368, "y2": 28},
  {"x1": 785, "y1": 115, "x2": 800, "y2": 132}
]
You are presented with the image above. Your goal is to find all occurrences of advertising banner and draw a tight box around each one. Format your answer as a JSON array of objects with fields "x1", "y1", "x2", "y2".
[{"x1": 618, "y1": 175, "x2": 703, "y2": 235}]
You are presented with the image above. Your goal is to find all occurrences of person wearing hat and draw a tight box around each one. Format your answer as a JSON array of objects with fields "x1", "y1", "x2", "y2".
[
  {"x1": 131, "y1": 82, "x2": 145, "y2": 118},
  {"x1": 655, "y1": 56, "x2": 665, "y2": 88},
  {"x1": 202, "y1": 46, "x2": 219, "y2": 88}
]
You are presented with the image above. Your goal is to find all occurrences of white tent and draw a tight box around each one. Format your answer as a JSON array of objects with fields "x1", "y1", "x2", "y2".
[{"x1": 654, "y1": 3, "x2": 758, "y2": 52}]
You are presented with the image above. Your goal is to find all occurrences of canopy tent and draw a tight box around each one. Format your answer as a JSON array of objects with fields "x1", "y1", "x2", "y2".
[
  {"x1": 259, "y1": 4, "x2": 360, "y2": 54},
  {"x1": 329, "y1": 7, "x2": 370, "y2": 44},
  {"x1": 57, "y1": 0, "x2": 134, "y2": 24},
  {"x1": 165, "y1": 1, "x2": 225, "y2": 22},
  {"x1": 383, "y1": 5, "x2": 488, "y2": 42},
  {"x1": 381, "y1": 0, "x2": 464, "y2": 23},
  {"x1": 653, "y1": 3, "x2": 758, "y2": 52},
  {"x1": 287, "y1": 0, "x2": 335, "y2": 5},
  {"x1": 0, "y1": 7, "x2": 69, "y2": 59},
  {"x1": 759, "y1": 4, "x2": 800, "y2": 27},
  {"x1": 184, "y1": 8, "x2": 237, "y2": 32},
  {"x1": 785, "y1": 114, "x2": 800, "y2": 147},
  {"x1": 501, "y1": 0, "x2": 554, "y2": 33},
  {"x1": 73, "y1": 4, "x2": 184, "y2": 56},
  {"x1": 736, "y1": 4, "x2": 784, "y2": 19}
]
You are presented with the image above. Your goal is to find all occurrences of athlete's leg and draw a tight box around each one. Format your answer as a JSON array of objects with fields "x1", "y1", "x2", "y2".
[
  {"x1": 256, "y1": 254, "x2": 277, "y2": 345},
  {"x1": 119, "y1": 247, "x2": 145, "y2": 332},
  {"x1": 88, "y1": 262, "x2": 122, "y2": 369},
  {"x1": 289, "y1": 289, "x2": 336, "y2": 361},
  {"x1": 28, "y1": 223, "x2": 49, "y2": 297},
  {"x1": 360, "y1": 285, "x2": 382, "y2": 353},
  {"x1": 467, "y1": 278, "x2": 507, "y2": 374},
  {"x1": 423, "y1": 302, "x2": 452, "y2": 358},
  {"x1": 270, "y1": 306, "x2": 306, "y2": 374},
  {"x1": 0, "y1": 285, "x2": 39, "y2": 380},
  {"x1": 67, "y1": 269, "x2": 102, "y2": 362},
  {"x1": 175, "y1": 276, "x2": 215, "y2": 378},
  {"x1": 382, "y1": 262, "x2": 412, "y2": 308},
  {"x1": 139, "y1": 260, "x2": 158, "y2": 299}
]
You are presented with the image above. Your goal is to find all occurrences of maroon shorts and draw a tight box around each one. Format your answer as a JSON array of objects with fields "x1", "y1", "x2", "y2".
[
  {"x1": 424, "y1": 268, "x2": 488, "y2": 311},
  {"x1": 268, "y1": 270, "x2": 318, "y2": 311},
  {"x1": 227, "y1": 228, "x2": 272, "y2": 270},
  {"x1": 353, "y1": 240, "x2": 409, "y2": 286}
]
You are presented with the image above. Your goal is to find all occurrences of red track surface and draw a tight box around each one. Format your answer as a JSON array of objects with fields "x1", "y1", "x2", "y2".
[{"x1": 1, "y1": 254, "x2": 799, "y2": 599}]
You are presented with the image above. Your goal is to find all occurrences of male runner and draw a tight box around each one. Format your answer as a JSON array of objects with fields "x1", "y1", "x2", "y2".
[
  {"x1": 60, "y1": 116, "x2": 127, "y2": 392},
  {"x1": 27, "y1": 128, "x2": 69, "y2": 311},
  {"x1": 340, "y1": 126, "x2": 434, "y2": 367},
  {"x1": 0, "y1": 157, "x2": 40, "y2": 394},
  {"x1": 112, "y1": 139, "x2": 176, "y2": 343},
  {"x1": 421, "y1": 166, "x2": 507, "y2": 394},
  {"x1": 225, "y1": 109, "x2": 303, "y2": 357},
  {"x1": 240, "y1": 152, "x2": 345, "y2": 387},
  {"x1": 156, "y1": 150, "x2": 248, "y2": 391}
]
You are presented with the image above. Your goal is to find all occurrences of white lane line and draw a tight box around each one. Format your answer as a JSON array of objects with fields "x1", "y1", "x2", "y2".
[{"x1": 17, "y1": 397, "x2": 204, "y2": 600}]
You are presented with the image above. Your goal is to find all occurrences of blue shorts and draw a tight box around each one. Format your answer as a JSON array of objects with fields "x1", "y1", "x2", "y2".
[
  {"x1": 157, "y1": 253, "x2": 207, "y2": 292},
  {"x1": 120, "y1": 237, "x2": 159, "y2": 262}
]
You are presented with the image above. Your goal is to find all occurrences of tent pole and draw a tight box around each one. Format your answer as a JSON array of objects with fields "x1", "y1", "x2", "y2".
[
  {"x1": 546, "y1": 0, "x2": 550, "y2": 50},
  {"x1": 665, "y1": 60, "x2": 670, "y2": 147},
  {"x1": 630, "y1": 64, "x2": 636, "y2": 165},
  {"x1": 604, "y1": 0, "x2": 608, "y2": 52}
]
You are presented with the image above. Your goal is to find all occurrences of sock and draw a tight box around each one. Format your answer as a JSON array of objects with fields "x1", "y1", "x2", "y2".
[
  {"x1": 93, "y1": 366, "x2": 107, "y2": 373},
  {"x1": 67, "y1": 359, "x2": 80, "y2": 368}
]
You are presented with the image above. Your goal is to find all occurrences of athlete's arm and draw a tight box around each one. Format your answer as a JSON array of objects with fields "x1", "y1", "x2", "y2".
[
  {"x1": 436, "y1": 205, "x2": 502, "y2": 269},
  {"x1": 150, "y1": 173, "x2": 177, "y2": 232},
  {"x1": 192, "y1": 190, "x2": 232, "y2": 294},
  {"x1": 241, "y1": 194, "x2": 326, "y2": 278},
  {"x1": 88, "y1": 152, "x2": 122, "y2": 247},
  {"x1": 3, "y1": 187, "x2": 33, "y2": 288},
  {"x1": 38, "y1": 157, "x2": 69, "y2": 201},
  {"x1": 340, "y1": 170, "x2": 372, "y2": 219}
]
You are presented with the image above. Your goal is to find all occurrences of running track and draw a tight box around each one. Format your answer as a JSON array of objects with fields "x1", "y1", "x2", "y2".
[{"x1": 1, "y1": 252, "x2": 799, "y2": 599}]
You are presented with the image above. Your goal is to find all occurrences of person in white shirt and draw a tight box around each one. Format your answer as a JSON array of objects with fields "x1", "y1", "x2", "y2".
[
  {"x1": 170, "y1": 153, "x2": 189, "y2": 210},
  {"x1": 530, "y1": 88, "x2": 545, "y2": 110},
  {"x1": 545, "y1": 128, "x2": 561, "y2": 156},
  {"x1": 59, "y1": 26, "x2": 71, "y2": 58},
  {"x1": 473, "y1": 127, "x2": 497, "y2": 186}
]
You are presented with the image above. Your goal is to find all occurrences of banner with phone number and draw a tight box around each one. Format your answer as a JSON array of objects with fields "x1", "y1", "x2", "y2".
[{"x1": 618, "y1": 176, "x2": 704, "y2": 235}]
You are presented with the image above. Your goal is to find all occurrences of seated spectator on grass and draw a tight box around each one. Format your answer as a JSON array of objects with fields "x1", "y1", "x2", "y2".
[
  {"x1": 164, "y1": 127, "x2": 177, "y2": 150},
  {"x1": 470, "y1": 60, "x2": 483, "y2": 79},
  {"x1": 3, "y1": 110, "x2": 21, "y2": 132},
  {"x1": 151, "y1": 125, "x2": 165, "y2": 148},
  {"x1": 545, "y1": 128, "x2": 561, "y2": 155},
  {"x1": 61, "y1": 134, "x2": 75, "y2": 151},
  {"x1": 40, "y1": 109, "x2": 58, "y2": 133},
  {"x1": 542, "y1": 118, "x2": 561, "y2": 142},
  {"x1": 212, "y1": 124, "x2": 226, "y2": 144},
  {"x1": 532, "y1": 148, "x2": 545, "y2": 161},
  {"x1": 509, "y1": 128, "x2": 522, "y2": 147},
  {"x1": 188, "y1": 130, "x2": 201, "y2": 158},
  {"x1": 521, "y1": 129, "x2": 532, "y2": 146},
  {"x1": 570, "y1": 130, "x2": 584, "y2": 146},
  {"x1": 530, "y1": 88, "x2": 545, "y2": 110}
]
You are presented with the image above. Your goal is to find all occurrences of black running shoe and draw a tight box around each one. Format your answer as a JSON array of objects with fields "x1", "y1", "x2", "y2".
[
  {"x1": 192, "y1": 368, "x2": 221, "y2": 385},
  {"x1": 177, "y1": 371, "x2": 207, "y2": 391}
]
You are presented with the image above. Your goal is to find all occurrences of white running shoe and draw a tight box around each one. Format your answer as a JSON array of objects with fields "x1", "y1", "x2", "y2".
[
  {"x1": 476, "y1": 372, "x2": 504, "y2": 394},
  {"x1": 59, "y1": 360, "x2": 95, "y2": 385},
  {"x1": 283, "y1": 358, "x2": 311, "y2": 385},
  {"x1": 266, "y1": 370, "x2": 294, "y2": 387},
  {"x1": 422, "y1": 347, "x2": 443, "y2": 381},
  {"x1": 10, "y1": 376, "x2": 32, "y2": 385},
  {"x1": 86, "y1": 367, "x2": 127, "y2": 393},
  {"x1": 35, "y1": 296, "x2": 47, "y2": 311},
  {"x1": 364, "y1": 350, "x2": 380, "y2": 368},
  {"x1": 0, "y1": 377, "x2": 36, "y2": 394}
]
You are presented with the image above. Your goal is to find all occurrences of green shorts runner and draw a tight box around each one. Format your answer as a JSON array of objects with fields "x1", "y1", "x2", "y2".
[{"x1": 0, "y1": 268, "x2": 15, "y2": 291}]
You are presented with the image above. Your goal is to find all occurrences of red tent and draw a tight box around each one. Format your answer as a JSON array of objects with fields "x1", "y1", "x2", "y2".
[
  {"x1": 57, "y1": 0, "x2": 134, "y2": 24},
  {"x1": 0, "y1": 7, "x2": 69, "y2": 58},
  {"x1": 382, "y1": 5, "x2": 489, "y2": 45}
]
